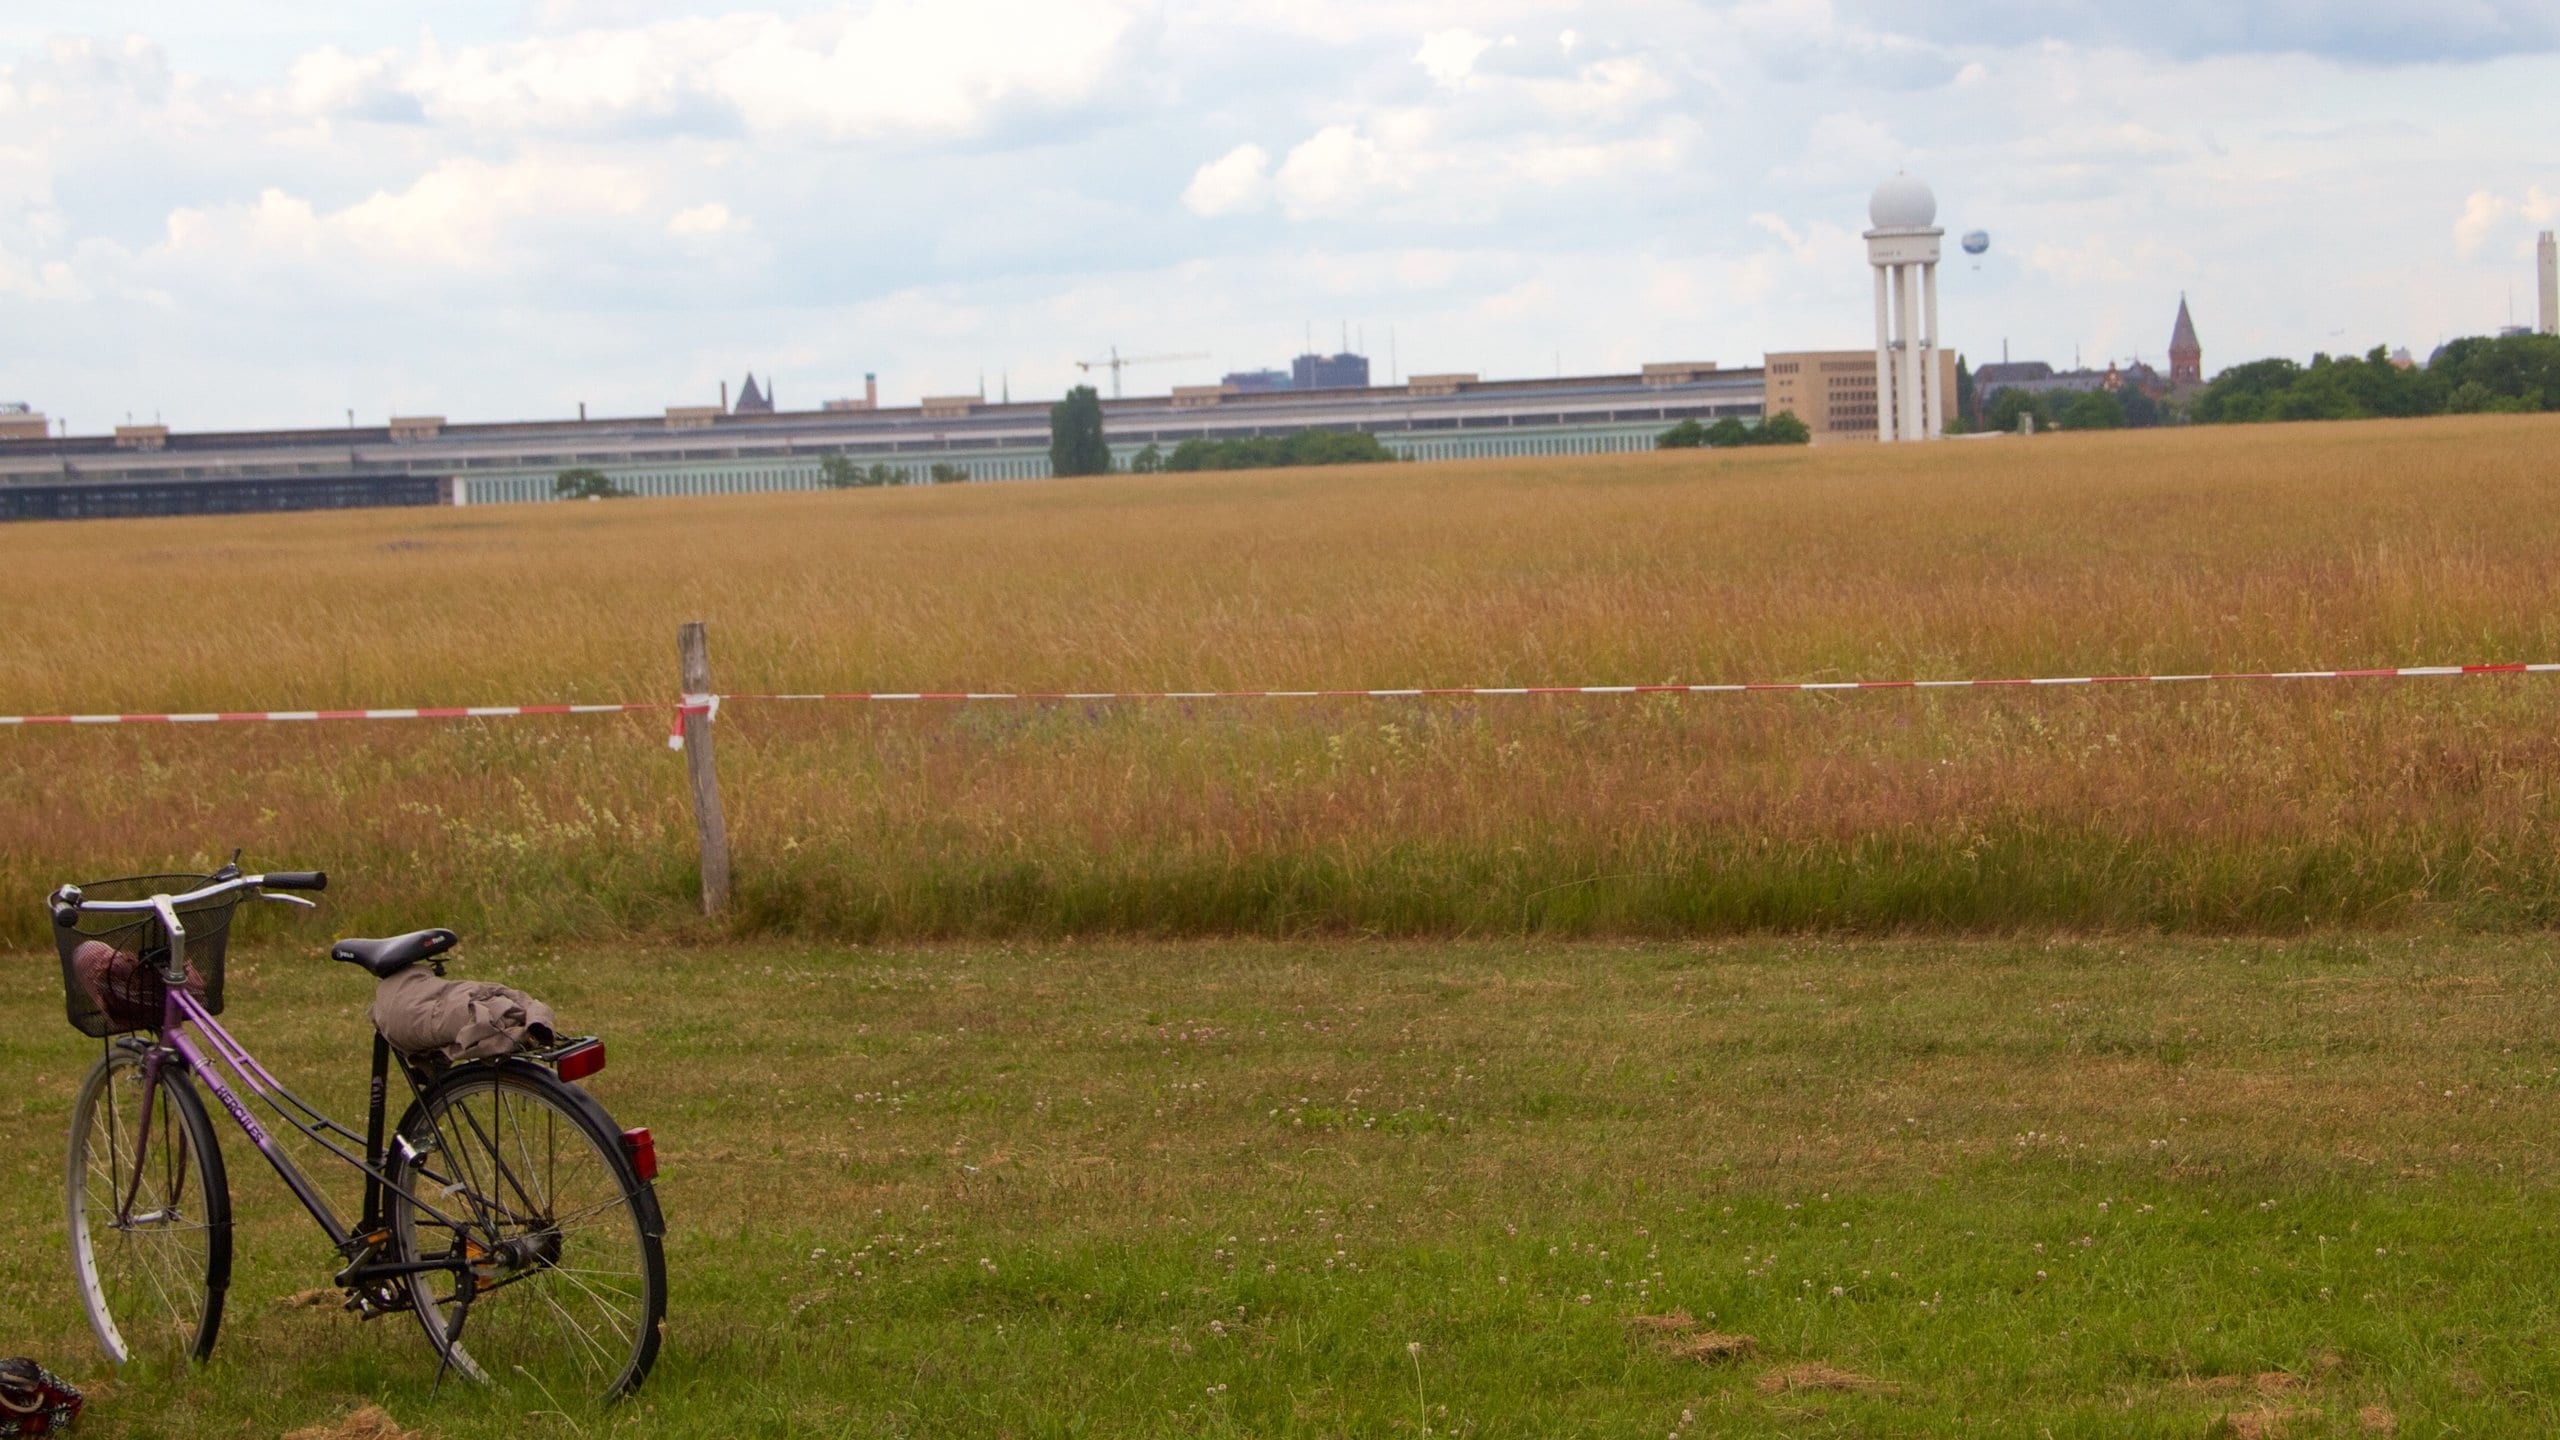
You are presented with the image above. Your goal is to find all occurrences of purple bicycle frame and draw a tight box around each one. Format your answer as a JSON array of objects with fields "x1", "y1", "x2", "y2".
[
  {"x1": 150, "y1": 983, "x2": 367, "y2": 1251},
  {"x1": 133, "y1": 906, "x2": 480, "y2": 1261}
]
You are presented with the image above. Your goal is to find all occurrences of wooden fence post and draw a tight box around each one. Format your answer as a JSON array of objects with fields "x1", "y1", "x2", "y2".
[{"x1": 678, "y1": 621, "x2": 731, "y2": 917}]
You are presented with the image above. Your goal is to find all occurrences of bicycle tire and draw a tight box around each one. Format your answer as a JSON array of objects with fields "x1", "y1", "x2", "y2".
[
  {"x1": 66, "y1": 1044, "x2": 232, "y2": 1369},
  {"x1": 383, "y1": 1060, "x2": 665, "y2": 1401}
]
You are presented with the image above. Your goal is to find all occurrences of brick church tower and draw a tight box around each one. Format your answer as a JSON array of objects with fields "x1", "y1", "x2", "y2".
[{"x1": 2168, "y1": 296, "x2": 2202, "y2": 388}]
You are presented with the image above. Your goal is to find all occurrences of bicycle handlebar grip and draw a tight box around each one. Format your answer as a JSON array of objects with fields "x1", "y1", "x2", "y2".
[
  {"x1": 50, "y1": 897, "x2": 80, "y2": 928},
  {"x1": 263, "y1": 871, "x2": 328, "y2": 892}
]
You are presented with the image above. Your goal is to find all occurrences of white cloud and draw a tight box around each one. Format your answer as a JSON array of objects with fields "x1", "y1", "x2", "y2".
[
  {"x1": 2454, "y1": 186, "x2": 2559, "y2": 257},
  {"x1": 160, "y1": 156, "x2": 656, "y2": 274},
  {"x1": 1273, "y1": 126, "x2": 1409, "y2": 221},
  {"x1": 2023, "y1": 233, "x2": 2193, "y2": 289},
  {"x1": 1182, "y1": 144, "x2": 1271, "y2": 218},
  {"x1": 0, "y1": 35, "x2": 173, "y2": 113},
  {"x1": 0, "y1": 245, "x2": 84, "y2": 301},
  {"x1": 1841, "y1": 0, "x2": 2560, "y2": 62},
  {"x1": 397, "y1": 0, "x2": 1149, "y2": 141},
  {"x1": 1414, "y1": 28, "x2": 1492, "y2": 88},
  {"x1": 1772, "y1": 111, "x2": 1903, "y2": 187},
  {"x1": 666, "y1": 201, "x2": 744, "y2": 238},
  {"x1": 281, "y1": 45, "x2": 417, "y2": 122}
]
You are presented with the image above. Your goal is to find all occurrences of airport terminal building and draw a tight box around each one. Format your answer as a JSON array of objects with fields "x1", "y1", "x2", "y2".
[{"x1": 0, "y1": 362, "x2": 1777, "y2": 519}]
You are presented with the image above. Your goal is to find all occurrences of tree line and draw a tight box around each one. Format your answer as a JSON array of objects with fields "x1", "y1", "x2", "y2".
[
  {"x1": 1656, "y1": 412, "x2": 1811, "y2": 449},
  {"x1": 1053, "y1": 385, "x2": 1396, "y2": 475},
  {"x1": 1954, "y1": 332, "x2": 2560, "y2": 435},
  {"x1": 553, "y1": 457, "x2": 966, "y2": 498},
  {"x1": 2192, "y1": 335, "x2": 2560, "y2": 423}
]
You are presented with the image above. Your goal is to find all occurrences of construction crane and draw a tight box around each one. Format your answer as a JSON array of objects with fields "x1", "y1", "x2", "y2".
[{"x1": 1075, "y1": 346, "x2": 1209, "y2": 399}]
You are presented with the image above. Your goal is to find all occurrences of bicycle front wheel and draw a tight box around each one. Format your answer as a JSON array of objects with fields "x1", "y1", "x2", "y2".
[
  {"x1": 385, "y1": 1061, "x2": 665, "y2": 1401},
  {"x1": 66, "y1": 1043, "x2": 232, "y2": 1369}
]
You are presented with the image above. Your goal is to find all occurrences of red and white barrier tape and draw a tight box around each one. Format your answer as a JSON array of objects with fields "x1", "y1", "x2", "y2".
[
  {"x1": 0, "y1": 702, "x2": 678, "y2": 726},
  {"x1": 4, "y1": 664, "x2": 2553, "y2": 741},
  {"x1": 724, "y1": 663, "x2": 2560, "y2": 703},
  {"x1": 669, "y1": 693, "x2": 718, "y2": 750}
]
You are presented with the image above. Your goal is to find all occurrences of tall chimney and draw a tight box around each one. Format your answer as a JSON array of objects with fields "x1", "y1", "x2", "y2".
[
  {"x1": 865, "y1": 372, "x2": 877, "y2": 409},
  {"x1": 2540, "y1": 231, "x2": 2558, "y2": 336},
  {"x1": 720, "y1": 379, "x2": 729, "y2": 412}
]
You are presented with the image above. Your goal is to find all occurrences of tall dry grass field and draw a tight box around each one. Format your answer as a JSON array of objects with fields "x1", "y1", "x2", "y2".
[{"x1": 6, "y1": 414, "x2": 2560, "y2": 942}]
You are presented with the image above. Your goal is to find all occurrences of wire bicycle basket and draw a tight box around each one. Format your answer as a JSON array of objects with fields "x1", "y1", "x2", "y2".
[{"x1": 52, "y1": 875, "x2": 237, "y2": 1037}]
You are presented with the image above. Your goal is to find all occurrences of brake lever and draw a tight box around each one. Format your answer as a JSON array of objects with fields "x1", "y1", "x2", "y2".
[{"x1": 256, "y1": 892, "x2": 319, "y2": 910}]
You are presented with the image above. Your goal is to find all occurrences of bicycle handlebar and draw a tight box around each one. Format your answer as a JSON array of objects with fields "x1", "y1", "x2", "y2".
[{"x1": 48, "y1": 869, "x2": 328, "y2": 926}]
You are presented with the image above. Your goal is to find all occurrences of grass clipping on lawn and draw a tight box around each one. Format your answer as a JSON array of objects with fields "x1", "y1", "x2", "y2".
[{"x1": 7, "y1": 415, "x2": 2560, "y2": 942}]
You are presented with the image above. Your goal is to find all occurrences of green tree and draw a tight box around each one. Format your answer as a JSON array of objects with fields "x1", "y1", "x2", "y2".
[
  {"x1": 1282, "y1": 430, "x2": 1394, "y2": 465},
  {"x1": 929, "y1": 463, "x2": 970, "y2": 484},
  {"x1": 1753, "y1": 411, "x2": 1812, "y2": 445},
  {"x1": 1954, "y1": 354, "x2": 1977, "y2": 429},
  {"x1": 1129, "y1": 443, "x2": 1164, "y2": 474},
  {"x1": 2432, "y1": 333, "x2": 2560, "y2": 411},
  {"x1": 820, "y1": 455, "x2": 902, "y2": 487},
  {"x1": 1705, "y1": 417, "x2": 1754, "y2": 447},
  {"x1": 1656, "y1": 419, "x2": 1708, "y2": 449},
  {"x1": 2060, "y1": 389, "x2": 2126, "y2": 430},
  {"x1": 1049, "y1": 385, "x2": 1112, "y2": 477},
  {"x1": 1986, "y1": 388, "x2": 2055, "y2": 434},
  {"x1": 1163, "y1": 430, "x2": 1394, "y2": 472},
  {"x1": 552, "y1": 467, "x2": 627, "y2": 499},
  {"x1": 2447, "y1": 380, "x2": 2538, "y2": 414},
  {"x1": 2192, "y1": 358, "x2": 2303, "y2": 423}
]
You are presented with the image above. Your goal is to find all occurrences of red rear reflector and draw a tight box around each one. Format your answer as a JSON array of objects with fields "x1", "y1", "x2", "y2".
[
  {"x1": 621, "y1": 1127, "x2": 657, "y2": 1181},
  {"x1": 556, "y1": 1039, "x2": 606, "y2": 1083}
]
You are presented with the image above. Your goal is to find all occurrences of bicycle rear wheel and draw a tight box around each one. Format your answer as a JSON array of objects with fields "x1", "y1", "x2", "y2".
[
  {"x1": 66, "y1": 1044, "x2": 232, "y2": 1369},
  {"x1": 384, "y1": 1061, "x2": 665, "y2": 1401}
]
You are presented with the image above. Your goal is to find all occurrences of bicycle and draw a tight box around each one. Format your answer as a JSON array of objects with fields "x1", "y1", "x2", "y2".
[{"x1": 47, "y1": 861, "x2": 666, "y2": 1402}]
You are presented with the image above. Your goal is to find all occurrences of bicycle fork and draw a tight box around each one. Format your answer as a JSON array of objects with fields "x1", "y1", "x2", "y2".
[{"x1": 117, "y1": 1045, "x2": 194, "y2": 1229}]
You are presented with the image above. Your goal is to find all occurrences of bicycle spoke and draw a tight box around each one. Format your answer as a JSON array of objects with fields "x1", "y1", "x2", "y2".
[
  {"x1": 540, "y1": 1191, "x2": 641, "y2": 1234},
  {"x1": 535, "y1": 1285, "x2": 618, "y2": 1382},
  {"x1": 534, "y1": 1260, "x2": 640, "y2": 1331}
]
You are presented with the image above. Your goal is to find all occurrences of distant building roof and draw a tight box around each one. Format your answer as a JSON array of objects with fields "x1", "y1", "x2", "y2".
[
  {"x1": 734, "y1": 372, "x2": 773, "y2": 415},
  {"x1": 1973, "y1": 362, "x2": 2054, "y2": 386},
  {"x1": 1974, "y1": 362, "x2": 2113, "y2": 401},
  {"x1": 1222, "y1": 368, "x2": 1293, "y2": 394}
]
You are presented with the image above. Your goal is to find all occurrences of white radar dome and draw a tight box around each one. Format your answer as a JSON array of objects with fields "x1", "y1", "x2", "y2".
[{"x1": 1869, "y1": 174, "x2": 1937, "y2": 231}]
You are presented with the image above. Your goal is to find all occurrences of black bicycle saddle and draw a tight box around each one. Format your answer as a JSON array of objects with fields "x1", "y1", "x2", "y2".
[{"x1": 329, "y1": 929, "x2": 458, "y2": 979}]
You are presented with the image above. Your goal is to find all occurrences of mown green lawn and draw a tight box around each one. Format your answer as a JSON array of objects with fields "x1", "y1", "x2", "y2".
[{"x1": 7, "y1": 933, "x2": 2560, "y2": 1437}]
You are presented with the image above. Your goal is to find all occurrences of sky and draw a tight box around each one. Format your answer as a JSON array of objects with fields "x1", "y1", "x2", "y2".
[{"x1": 2, "y1": 1, "x2": 2556, "y2": 433}]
